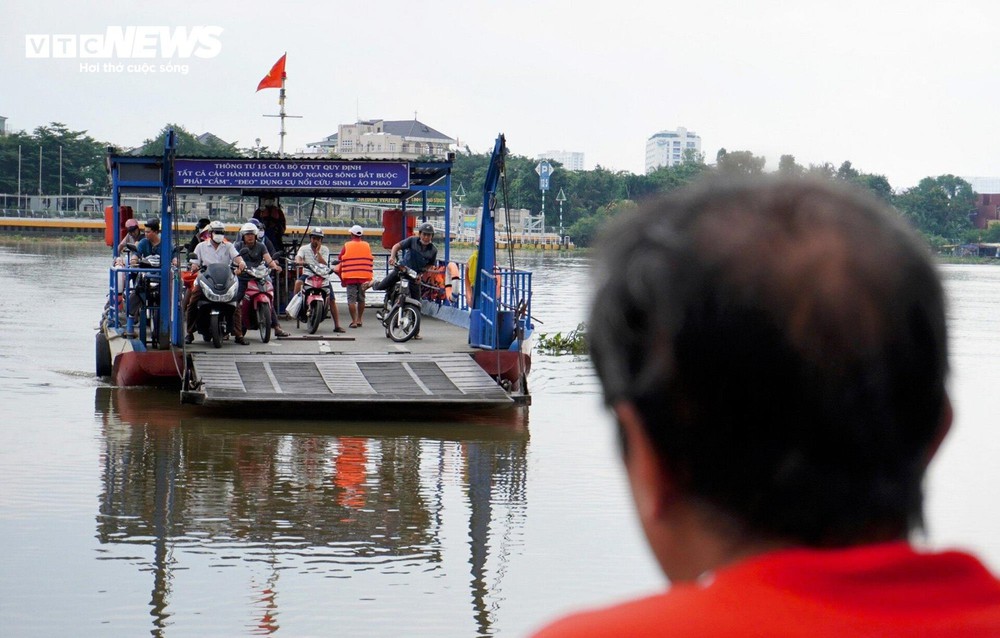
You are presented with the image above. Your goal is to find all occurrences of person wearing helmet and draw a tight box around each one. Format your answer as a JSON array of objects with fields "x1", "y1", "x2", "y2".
[
  {"x1": 252, "y1": 197, "x2": 287, "y2": 251},
  {"x1": 293, "y1": 228, "x2": 345, "y2": 333},
  {"x1": 185, "y1": 221, "x2": 250, "y2": 344},
  {"x1": 233, "y1": 222, "x2": 289, "y2": 337},
  {"x1": 337, "y1": 225, "x2": 375, "y2": 328},
  {"x1": 367, "y1": 222, "x2": 437, "y2": 338}
]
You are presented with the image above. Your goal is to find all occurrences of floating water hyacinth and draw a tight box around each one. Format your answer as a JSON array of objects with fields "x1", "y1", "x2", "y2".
[{"x1": 537, "y1": 323, "x2": 588, "y2": 355}]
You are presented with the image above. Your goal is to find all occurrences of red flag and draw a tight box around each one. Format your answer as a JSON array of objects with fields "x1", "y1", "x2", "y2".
[{"x1": 256, "y1": 53, "x2": 286, "y2": 92}]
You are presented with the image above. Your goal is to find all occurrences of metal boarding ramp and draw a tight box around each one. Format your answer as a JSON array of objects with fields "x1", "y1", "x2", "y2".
[{"x1": 183, "y1": 352, "x2": 513, "y2": 406}]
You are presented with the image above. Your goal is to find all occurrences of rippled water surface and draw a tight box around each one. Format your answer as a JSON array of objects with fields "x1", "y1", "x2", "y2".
[{"x1": 0, "y1": 243, "x2": 997, "y2": 636}]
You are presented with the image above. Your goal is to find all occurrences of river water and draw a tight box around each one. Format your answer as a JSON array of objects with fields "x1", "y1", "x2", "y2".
[{"x1": 0, "y1": 241, "x2": 997, "y2": 637}]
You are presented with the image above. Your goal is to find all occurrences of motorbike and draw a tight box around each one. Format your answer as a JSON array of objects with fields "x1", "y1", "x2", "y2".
[
  {"x1": 240, "y1": 260, "x2": 277, "y2": 343},
  {"x1": 296, "y1": 262, "x2": 336, "y2": 335},
  {"x1": 192, "y1": 262, "x2": 240, "y2": 348},
  {"x1": 376, "y1": 264, "x2": 422, "y2": 343},
  {"x1": 122, "y1": 243, "x2": 161, "y2": 345}
]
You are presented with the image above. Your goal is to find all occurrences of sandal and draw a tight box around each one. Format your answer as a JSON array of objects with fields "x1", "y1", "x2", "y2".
[
  {"x1": 185, "y1": 334, "x2": 194, "y2": 344},
  {"x1": 235, "y1": 336, "x2": 250, "y2": 345},
  {"x1": 275, "y1": 329, "x2": 290, "y2": 337},
  {"x1": 333, "y1": 327, "x2": 346, "y2": 333},
  {"x1": 349, "y1": 323, "x2": 358, "y2": 329}
]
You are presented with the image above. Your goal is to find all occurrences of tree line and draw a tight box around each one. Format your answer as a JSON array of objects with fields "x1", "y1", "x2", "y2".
[
  {"x1": 1, "y1": 122, "x2": 990, "y2": 248},
  {"x1": 453, "y1": 147, "x2": 989, "y2": 248}
]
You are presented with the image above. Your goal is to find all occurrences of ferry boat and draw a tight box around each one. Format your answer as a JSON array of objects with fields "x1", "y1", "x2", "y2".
[{"x1": 96, "y1": 132, "x2": 533, "y2": 408}]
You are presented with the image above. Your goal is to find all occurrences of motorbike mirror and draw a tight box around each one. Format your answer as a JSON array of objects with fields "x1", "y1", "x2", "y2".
[
  {"x1": 239, "y1": 247, "x2": 250, "y2": 257},
  {"x1": 123, "y1": 243, "x2": 138, "y2": 253}
]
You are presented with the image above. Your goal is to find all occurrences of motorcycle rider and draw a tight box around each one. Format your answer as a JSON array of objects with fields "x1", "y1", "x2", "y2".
[
  {"x1": 368, "y1": 222, "x2": 437, "y2": 339},
  {"x1": 293, "y1": 228, "x2": 346, "y2": 333},
  {"x1": 235, "y1": 222, "x2": 289, "y2": 338},
  {"x1": 337, "y1": 225, "x2": 375, "y2": 328},
  {"x1": 185, "y1": 221, "x2": 249, "y2": 345}
]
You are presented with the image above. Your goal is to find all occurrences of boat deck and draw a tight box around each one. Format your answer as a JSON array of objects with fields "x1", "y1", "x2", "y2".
[{"x1": 181, "y1": 304, "x2": 514, "y2": 407}]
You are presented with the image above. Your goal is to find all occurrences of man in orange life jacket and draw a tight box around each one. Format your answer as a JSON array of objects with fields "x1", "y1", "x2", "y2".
[
  {"x1": 336, "y1": 225, "x2": 374, "y2": 328},
  {"x1": 532, "y1": 177, "x2": 1000, "y2": 637}
]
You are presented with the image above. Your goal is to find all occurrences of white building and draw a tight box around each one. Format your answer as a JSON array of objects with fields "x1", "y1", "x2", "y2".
[
  {"x1": 645, "y1": 127, "x2": 702, "y2": 172},
  {"x1": 305, "y1": 119, "x2": 455, "y2": 160},
  {"x1": 536, "y1": 150, "x2": 585, "y2": 171}
]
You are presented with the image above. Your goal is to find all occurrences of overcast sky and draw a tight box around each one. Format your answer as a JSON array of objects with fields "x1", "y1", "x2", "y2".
[{"x1": 4, "y1": 0, "x2": 998, "y2": 189}]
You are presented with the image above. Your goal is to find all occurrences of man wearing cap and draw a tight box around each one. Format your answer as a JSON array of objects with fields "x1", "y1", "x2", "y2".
[
  {"x1": 184, "y1": 218, "x2": 212, "y2": 253},
  {"x1": 337, "y1": 225, "x2": 375, "y2": 328},
  {"x1": 118, "y1": 218, "x2": 142, "y2": 253},
  {"x1": 136, "y1": 218, "x2": 161, "y2": 260}
]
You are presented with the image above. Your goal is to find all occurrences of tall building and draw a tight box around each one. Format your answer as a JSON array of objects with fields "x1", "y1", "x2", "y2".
[
  {"x1": 0, "y1": 116, "x2": 7, "y2": 136},
  {"x1": 305, "y1": 119, "x2": 455, "y2": 160},
  {"x1": 645, "y1": 127, "x2": 701, "y2": 172},
  {"x1": 536, "y1": 150, "x2": 585, "y2": 172}
]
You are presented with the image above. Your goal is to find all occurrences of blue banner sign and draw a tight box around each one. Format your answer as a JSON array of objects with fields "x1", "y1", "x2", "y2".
[{"x1": 173, "y1": 159, "x2": 409, "y2": 190}]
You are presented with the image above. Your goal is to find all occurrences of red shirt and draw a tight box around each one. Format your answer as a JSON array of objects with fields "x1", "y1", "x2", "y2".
[{"x1": 532, "y1": 542, "x2": 1000, "y2": 637}]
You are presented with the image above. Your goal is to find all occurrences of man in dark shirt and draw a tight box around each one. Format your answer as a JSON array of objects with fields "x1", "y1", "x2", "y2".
[{"x1": 368, "y1": 222, "x2": 437, "y2": 339}]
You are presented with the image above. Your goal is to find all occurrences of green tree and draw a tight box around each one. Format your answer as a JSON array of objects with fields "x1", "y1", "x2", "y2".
[
  {"x1": 134, "y1": 123, "x2": 241, "y2": 157},
  {"x1": 896, "y1": 175, "x2": 975, "y2": 240},
  {"x1": 0, "y1": 122, "x2": 109, "y2": 196},
  {"x1": 806, "y1": 162, "x2": 835, "y2": 179},
  {"x1": 716, "y1": 149, "x2": 766, "y2": 176},
  {"x1": 566, "y1": 199, "x2": 637, "y2": 247},
  {"x1": 778, "y1": 154, "x2": 803, "y2": 176}
]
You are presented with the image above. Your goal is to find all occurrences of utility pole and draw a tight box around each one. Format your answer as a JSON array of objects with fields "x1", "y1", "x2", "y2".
[
  {"x1": 17, "y1": 145, "x2": 21, "y2": 209},
  {"x1": 59, "y1": 146, "x2": 63, "y2": 211},
  {"x1": 38, "y1": 145, "x2": 42, "y2": 196}
]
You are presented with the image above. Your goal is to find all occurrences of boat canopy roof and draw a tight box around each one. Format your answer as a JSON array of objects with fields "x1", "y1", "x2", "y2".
[{"x1": 109, "y1": 154, "x2": 453, "y2": 202}]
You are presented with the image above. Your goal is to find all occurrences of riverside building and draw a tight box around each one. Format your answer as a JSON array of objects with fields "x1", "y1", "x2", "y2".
[{"x1": 645, "y1": 127, "x2": 701, "y2": 172}]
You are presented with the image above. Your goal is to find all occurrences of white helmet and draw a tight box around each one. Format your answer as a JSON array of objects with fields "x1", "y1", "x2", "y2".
[
  {"x1": 240, "y1": 222, "x2": 257, "y2": 237},
  {"x1": 209, "y1": 220, "x2": 226, "y2": 243},
  {"x1": 350, "y1": 225, "x2": 363, "y2": 237}
]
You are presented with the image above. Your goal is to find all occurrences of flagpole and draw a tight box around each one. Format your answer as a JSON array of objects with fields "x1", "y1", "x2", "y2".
[
  {"x1": 279, "y1": 77, "x2": 286, "y2": 158},
  {"x1": 261, "y1": 54, "x2": 299, "y2": 158}
]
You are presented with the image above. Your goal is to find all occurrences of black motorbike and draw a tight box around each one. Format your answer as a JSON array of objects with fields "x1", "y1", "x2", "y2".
[
  {"x1": 122, "y1": 243, "x2": 161, "y2": 346},
  {"x1": 192, "y1": 262, "x2": 240, "y2": 348},
  {"x1": 376, "y1": 264, "x2": 422, "y2": 342}
]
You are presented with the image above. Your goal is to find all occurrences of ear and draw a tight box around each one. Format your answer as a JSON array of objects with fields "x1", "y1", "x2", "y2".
[
  {"x1": 614, "y1": 401, "x2": 673, "y2": 523},
  {"x1": 924, "y1": 390, "x2": 953, "y2": 466}
]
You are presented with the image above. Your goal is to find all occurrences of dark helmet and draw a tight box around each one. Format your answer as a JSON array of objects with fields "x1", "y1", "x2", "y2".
[{"x1": 417, "y1": 222, "x2": 434, "y2": 235}]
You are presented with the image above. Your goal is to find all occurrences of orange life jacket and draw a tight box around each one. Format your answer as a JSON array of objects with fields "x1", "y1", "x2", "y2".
[
  {"x1": 420, "y1": 265, "x2": 447, "y2": 301},
  {"x1": 338, "y1": 240, "x2": 374, "y2": 283}
]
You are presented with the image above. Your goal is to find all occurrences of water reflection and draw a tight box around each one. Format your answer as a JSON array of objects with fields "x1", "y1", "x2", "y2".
[{"x1": 94, "y1": 387, "x2": 529, "y2": 636}]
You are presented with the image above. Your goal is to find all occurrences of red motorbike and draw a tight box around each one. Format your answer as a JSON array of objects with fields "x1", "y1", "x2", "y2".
[
  {"x1": 296, "y1": 262, "x2": 336, "y2": 334},
  {"x1": 240, "y1": 262, "x2": 276, "y2": 343}
]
